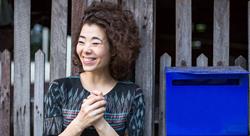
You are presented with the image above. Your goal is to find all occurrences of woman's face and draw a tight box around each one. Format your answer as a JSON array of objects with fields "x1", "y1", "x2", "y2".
[{"x1": 76, "y1": 23, "x2": 111, "y2": 73}]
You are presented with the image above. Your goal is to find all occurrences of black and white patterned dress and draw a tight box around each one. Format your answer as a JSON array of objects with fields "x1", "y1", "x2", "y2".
[{"x1": 44, "y1": 76, "x2": 145, "y2": 136}]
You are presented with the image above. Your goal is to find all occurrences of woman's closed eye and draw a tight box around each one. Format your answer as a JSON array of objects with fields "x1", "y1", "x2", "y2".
[
  {"x1": 78, "y1": 41, "x2": 85, "y2": 45},
  {"x1": 92, "y1": 39, "x2": 102, "y2": 46},
  {"x1": 92, "y1": 42, "x2": 101, "y2": 46}
]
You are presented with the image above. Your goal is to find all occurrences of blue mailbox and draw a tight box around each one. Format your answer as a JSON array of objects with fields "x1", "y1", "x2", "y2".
[{"x1": 166, "y1": 66, "x2": 249, "y2": 136}]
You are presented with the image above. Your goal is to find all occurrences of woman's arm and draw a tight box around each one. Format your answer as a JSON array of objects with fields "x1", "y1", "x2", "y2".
[
  {"x1": 93, "y1": 118, "x2": 119, "y2": 136},
  {"x1": 58, "y1": 119, "x2": 84, "y2": 136},
  {"x1": 44, "y1": 81, "x2": 64, "y2": 136},
  {"x1": 127, "y1": 88, "x2": 145, "y2": 136}
]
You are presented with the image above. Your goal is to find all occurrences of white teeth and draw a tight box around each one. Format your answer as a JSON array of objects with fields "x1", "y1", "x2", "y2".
[{"x1": 84, "y1": 58, "x2": 96, "y2": 61}]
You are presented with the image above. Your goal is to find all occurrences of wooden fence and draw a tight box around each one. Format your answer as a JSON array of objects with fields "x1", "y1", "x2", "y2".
[
  {"x1": 0, "y1": 0, "x2": 154, "y2": 136},
  {"x1": 1, "y1": 0, "x2": 250, "y2": 136}
]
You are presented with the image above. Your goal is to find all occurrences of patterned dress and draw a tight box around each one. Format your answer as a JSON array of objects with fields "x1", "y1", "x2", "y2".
[{"x1": 44, "y1": 76, "x2": 145, "y2": 136}]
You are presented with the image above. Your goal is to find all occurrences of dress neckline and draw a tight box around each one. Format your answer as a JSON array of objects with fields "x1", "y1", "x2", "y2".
[{"x1": 77, "y1": 76, "x2": 119, "y2": 96}]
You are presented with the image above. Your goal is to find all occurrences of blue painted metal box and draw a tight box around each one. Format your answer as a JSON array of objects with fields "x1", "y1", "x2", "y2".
[{"x1": 166, "y1": 66, "x2": 249, "y2": 136}]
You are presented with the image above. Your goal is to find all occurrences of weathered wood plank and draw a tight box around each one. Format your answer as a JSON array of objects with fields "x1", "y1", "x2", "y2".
[
  {"x1": 176, "y1": 0, "x2": 192, "y2": 67},
  {"x1": 87, "y1": 0, "x2": 101, "y2": 7},
  {"x1": 159, "y1": 53, "x2": 171, "y2": 136},
  {"x1": 34, "y1": 50, "x2": 45, "y2": 136},
  {"x1": 0, "y1": 52, "x2": 1, "y2": 84},
  {"x1": 42, "y1": 27, "x2": 49, "y2": 61},
  {"x1": 0, "y1": 50, "x2": 11, "y2": 136},
  {"x1": 102, "y1": 0, "x2": 118, "y2": 4},
  {"x1": 50, "y1": 0, "x2": 68, "y2": 81},
  {"x1": 66, "y1": 36, "x2": 72, "y2": 76},
  {"x1": 235, "y1": 55, "x2": 247, "y2": 69},
  {"x1": 248, "y1": 1, "x2": 250, "y2": 133},
  {"x1": 196, "y1": 53, "x2": 208, "y2": 67},
  {"x1": 71, "y1": 0, "x2": 86, "y2": 76},
  {"x1": 213, "y1": 0, "x2": 230, "y2": 66},
  {"x1": 123, "y1": 0, "x2": 155, "y2": 136},
  {"x1": 14, "y1": 0, "x2": 31, "y2": 135}
]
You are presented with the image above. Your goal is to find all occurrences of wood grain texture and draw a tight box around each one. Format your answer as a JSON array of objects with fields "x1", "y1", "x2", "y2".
[
  {"x1": 176, "y1": 0, "x2": 192, "y2": 67},
  {"x1": 50, "y1": 0, "x2": 68, "y2": 81},
  {"x1": 196, "y1": 53, "x2": 208, "y2": 67},
  {"x1": 0, "y1": 50, "x2": 11, "y2": 136},
  {"x1": 14, "y1": 0, "x2": 31, "y2": 135},
  {"x1": 213, "y1": 0, "x2": 230, "y2": 66},
  {"x1": 123, "y1": 0, "x2": 155, "y2": 136},
  {"x1": 71, "y1": 0, "x2": 86, "y2": 76},
  {"x1": 34, "y1": 50, "x2": 45, "y2": 136},
  {"x1": 159, "y1": 53, "x2": 171, "y2": 136}
]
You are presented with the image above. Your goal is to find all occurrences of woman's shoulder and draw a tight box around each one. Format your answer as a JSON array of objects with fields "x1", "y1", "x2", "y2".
[
  {"x1": 117, "y1": 81, "x2": 143, "y2": 94},
  {"x1": 50, "y1": 76, "x2": 80, "y2": 85},
  {"x1": 48, "y1": 76, "x2": 82, "y2": 92},
  {"x1": 52, "y1": 76, "x2": 79, "y2": 83},
  {"x1": 46, "y1": 76, "x2": 84, "y2": 100}
]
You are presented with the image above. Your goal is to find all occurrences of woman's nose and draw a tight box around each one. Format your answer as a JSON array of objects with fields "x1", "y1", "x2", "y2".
[{"x1": 83, "y1": 45, "x2": 92, "y2": 54}]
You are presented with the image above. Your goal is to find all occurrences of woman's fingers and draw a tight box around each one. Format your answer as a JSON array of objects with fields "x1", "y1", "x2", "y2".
[
  {"x1": 84, "y1": 95, "x2": 105, "y2": 105},
  {"x1": 92, "y1": 113, "x2": 104, "y2": 121},
  {"x1": 81, "y1": 96, "x2": 106, "y2": 115},
  {"x1": 87, "y1": 94, "x2": 95, "y2": 99},
  {"x1": 91, "y1": 90, "x2": 103, "y2": 96},
  {"x1": 82, "y1": 99, "x2": 106, "y2": 113},
  {"x1": 89, "y1": 100, "x2": 106, "y2": 111},
  {"x1": 90, "y1": 107, "x2": 106, "y2": 117}
]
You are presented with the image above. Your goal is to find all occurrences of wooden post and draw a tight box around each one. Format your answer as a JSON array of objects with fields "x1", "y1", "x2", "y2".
[
  {"x1": 136, "y1": 1, "x2": 154, "y2": 135},
  {"x1": 42, "y1": 27, "x2": 49, "y2": 62},
  {"x1": 213, "y1": 0, "x2": 230, "y2": 66},
  {"x1": 71, "y1": 0, "x2": 86, "y2": 76},
  {"x1": 66, "y1": 36, "x2": 72, "y2": 76},
  {"x1": 34, "y1": 50, "x2": 45, "y2": 136},
  {"x1": 235, "y1": 55, "x2": 247, "y2": 69},
  {"x1": 50, "y1": 0, "x2": 68, "y2": 81},
  {"x1": 196, "y1": 53, "x2": 208, "y2": 67},
  {"x1": 176, "y1": 0, "x2": 192, "y2": 67},
  {"x1": 159, "y1": 53, "x2": 171, "y2": 136},
  {"x1": 14, "y1": 0, "x2": 31, "y2": 135},
  {"x1": 123, "y1": 0, "x2": 155, "y2": 135},
  {"x1": 0, "y1": 50, "x2": 11, "y2": 136}
]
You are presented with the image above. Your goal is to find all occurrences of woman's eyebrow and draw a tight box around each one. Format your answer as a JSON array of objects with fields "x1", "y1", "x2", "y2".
[
  {"x1": 92, "y1": 36, "x2": 103, "y2": 42},
  {"x1": 79, "y1": 35, "x2": 85, "y2": 39}
]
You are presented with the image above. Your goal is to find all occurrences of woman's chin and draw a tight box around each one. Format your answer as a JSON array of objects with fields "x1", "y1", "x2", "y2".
[{"x1": 82, "y1": 67, "x2": 95, "y2": 72}]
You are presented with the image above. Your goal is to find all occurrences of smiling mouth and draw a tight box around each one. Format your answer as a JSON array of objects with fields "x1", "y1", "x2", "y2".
[{"x1": 82, "y1": 57, "x2": 97, "y2": 65}]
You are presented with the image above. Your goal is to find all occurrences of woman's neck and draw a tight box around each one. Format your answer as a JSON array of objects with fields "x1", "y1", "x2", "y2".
[{"x1": 80, "y1": 71, "x2": 117, "y2": 95}]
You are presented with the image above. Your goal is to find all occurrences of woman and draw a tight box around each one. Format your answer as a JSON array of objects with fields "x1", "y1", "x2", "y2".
[{"x1": 44, "y1": 1, "x2": 144, "y2": 136}]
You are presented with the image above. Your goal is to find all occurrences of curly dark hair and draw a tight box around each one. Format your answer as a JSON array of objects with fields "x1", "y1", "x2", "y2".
[{"x1": 73, "y1": 1, "x2": 141, "y2": 80}]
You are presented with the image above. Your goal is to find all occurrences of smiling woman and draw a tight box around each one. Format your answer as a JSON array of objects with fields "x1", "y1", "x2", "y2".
[
  {"x1": 76, "y1": 24, "x2": 111, "y2": 73},
  {"x1": 44, "y1": 1, "x2": 145, "y2": 136}
]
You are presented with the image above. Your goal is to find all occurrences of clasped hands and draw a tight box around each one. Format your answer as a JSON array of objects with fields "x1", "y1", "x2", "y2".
[{"x1": 73, "y1": 90, "x2": 107, "y2": 131}]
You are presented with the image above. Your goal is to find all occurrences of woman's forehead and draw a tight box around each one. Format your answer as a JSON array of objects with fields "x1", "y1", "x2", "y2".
[{"x1": 80, "y1": 24, "x2": 107, "y2": 39}]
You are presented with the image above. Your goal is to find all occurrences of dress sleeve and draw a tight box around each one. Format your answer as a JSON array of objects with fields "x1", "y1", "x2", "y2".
[
  {"x1": 127, "y1": 88, "x2": 145, "y2": 136},
  {"x1": 44, "y1": 81, "x2": 64, "y2": 136}
]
